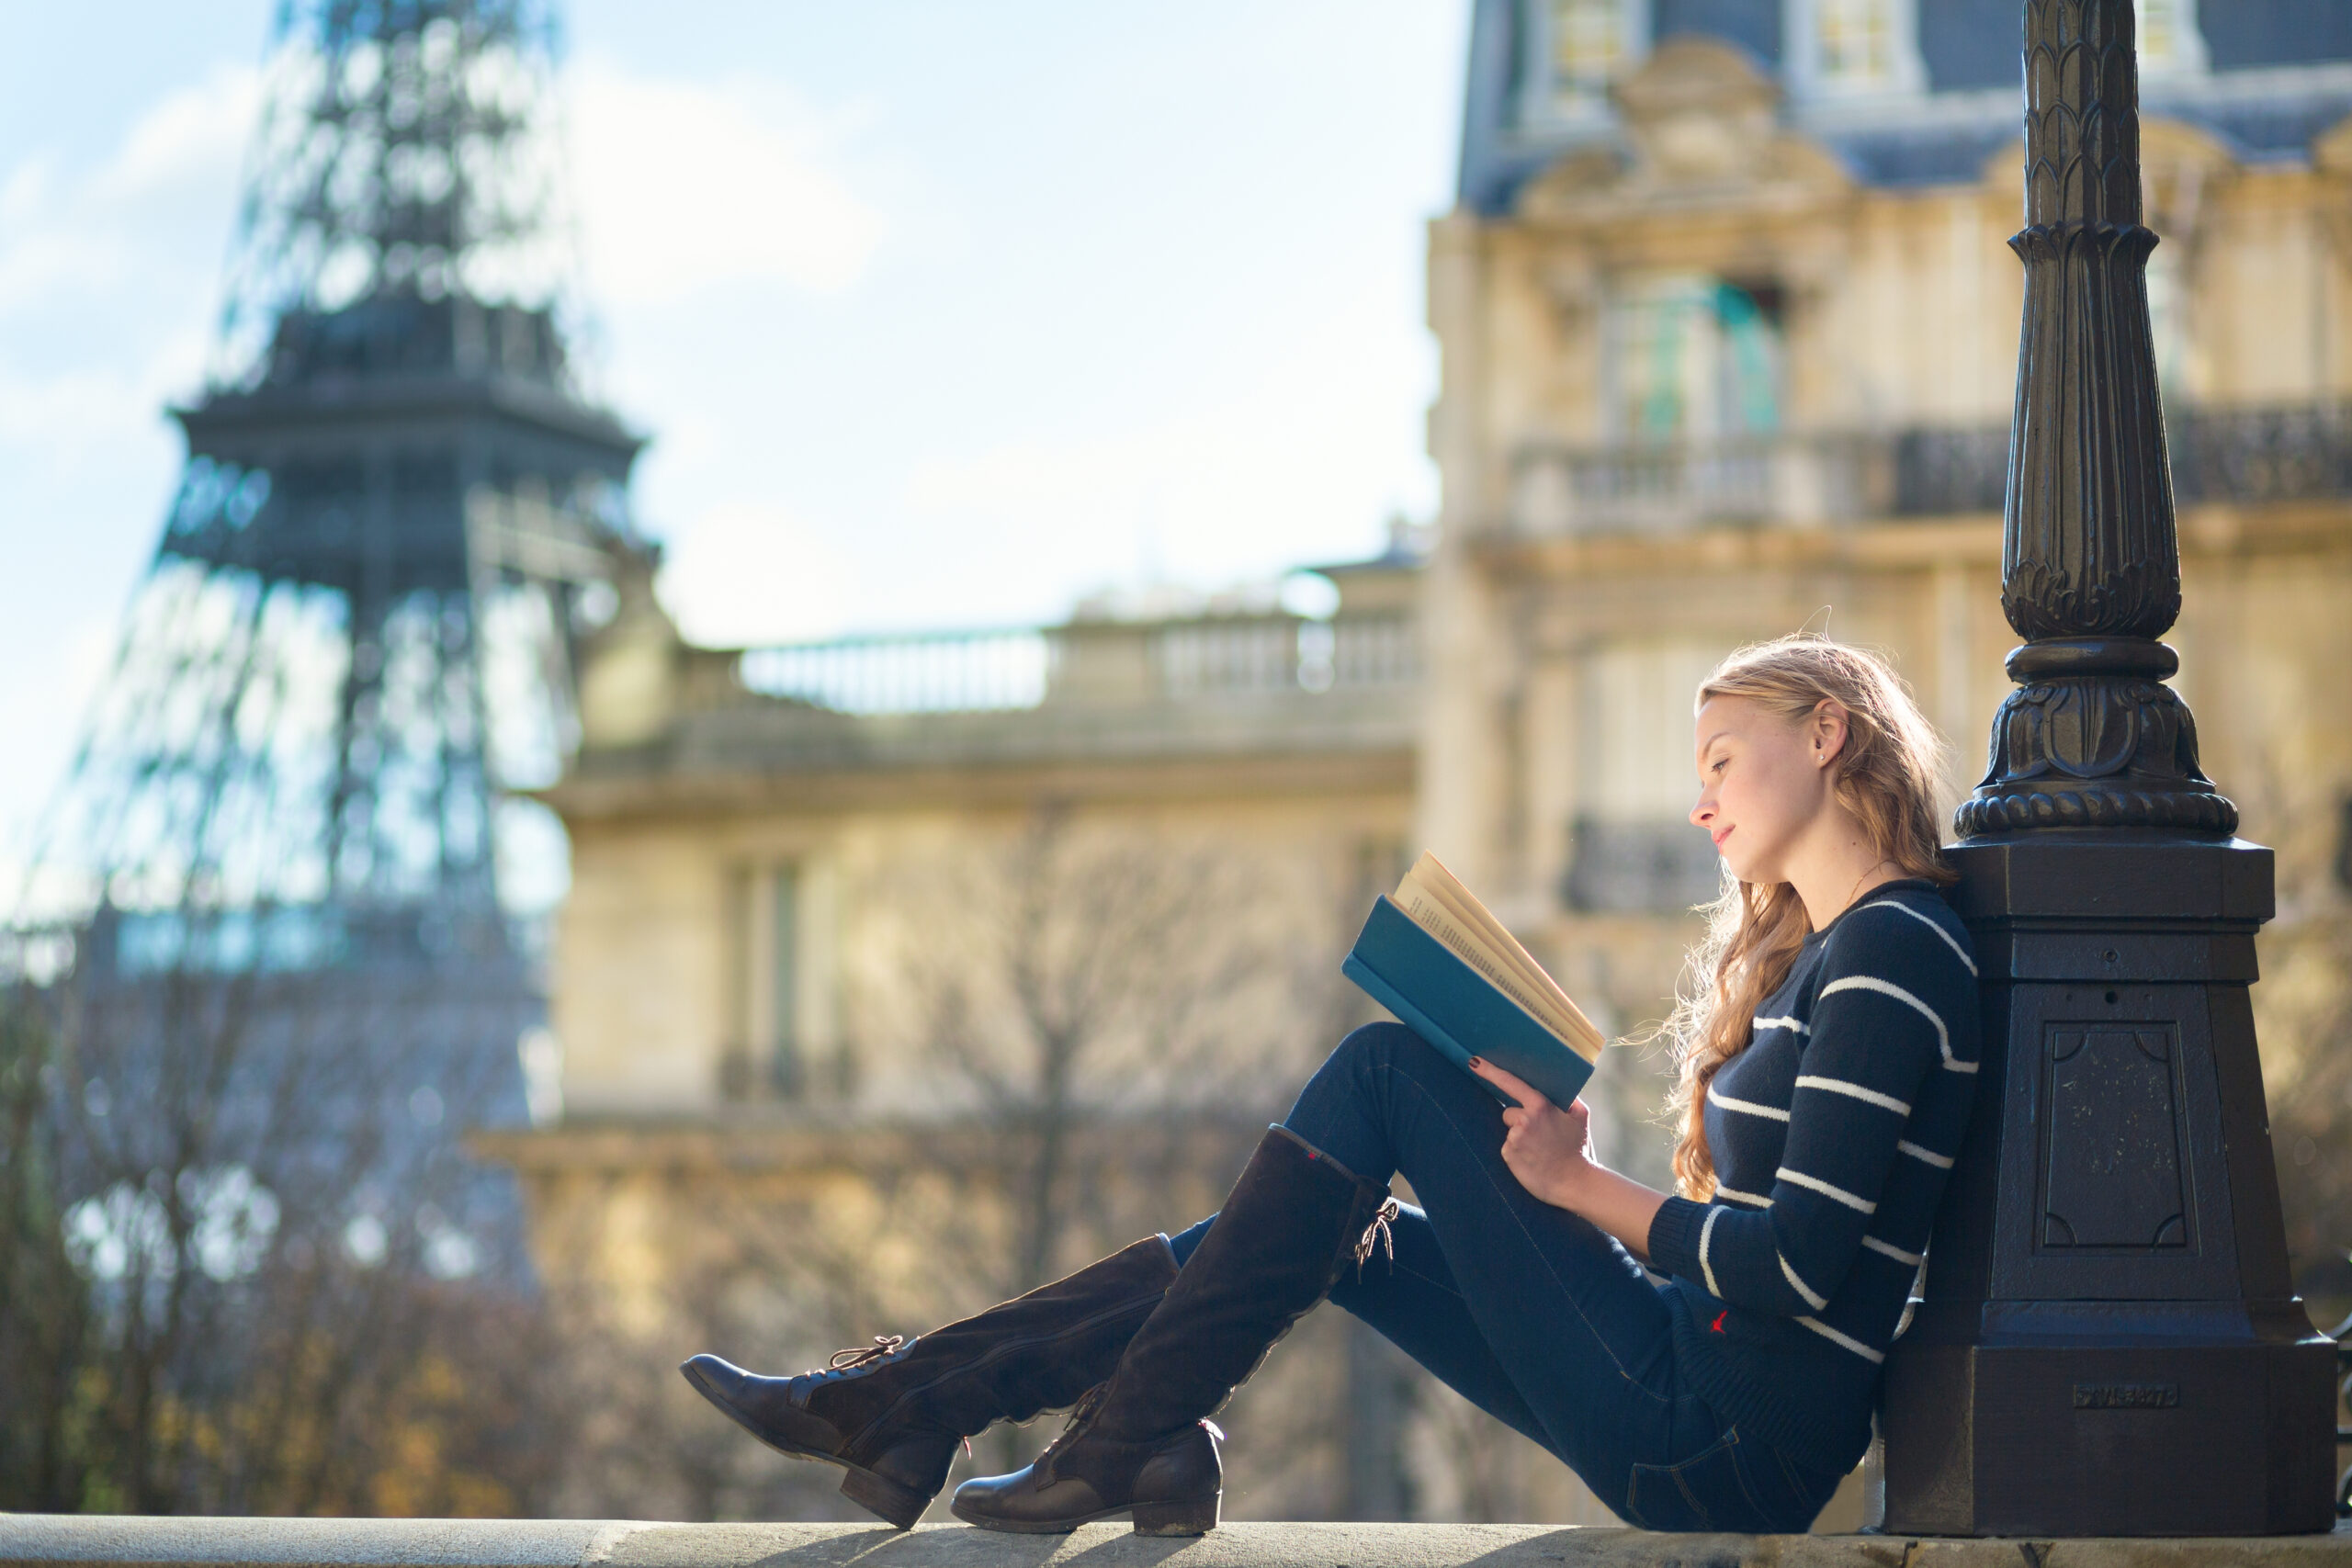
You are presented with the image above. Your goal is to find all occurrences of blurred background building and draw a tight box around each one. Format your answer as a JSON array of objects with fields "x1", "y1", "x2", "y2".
[
  {"x1": 1418, "y1": 0, "x2": 2352, "y2": 1317},
  {"x1": 11, "y1": 0, "x2": 2352, "y2": 1530},
  {"x1": 497, "y1": 0, "x2": 2352, "y2": 1525}
]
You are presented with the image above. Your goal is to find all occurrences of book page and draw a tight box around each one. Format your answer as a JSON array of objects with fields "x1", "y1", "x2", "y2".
[
  {"x1": 1394, "y1": 853, "x2": 1604, "y2": 1061},
  {"x1": 1399, "y1": 856, "x2": 1572, "y2": 1025}
]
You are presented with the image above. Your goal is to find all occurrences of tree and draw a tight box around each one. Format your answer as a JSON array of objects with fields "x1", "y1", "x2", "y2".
[
  {"x1": 0, "y1": 991, "x2": 93, "y2": 1509},
  {"x1": 899, "y1": 807, "x2": 1316, "y2": 1296},
  {"x1": 0, "y1": 937, "x2": 571, "y2": 1514}
]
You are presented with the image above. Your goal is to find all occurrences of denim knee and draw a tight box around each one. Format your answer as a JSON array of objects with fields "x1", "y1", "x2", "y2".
[
  {"x1": 1331, "y1": 1021, "x2": 1436, "y2": 1078},
  {"x1": 1285, "y1": 1022, "x2": 1460, "y2": 1160}
]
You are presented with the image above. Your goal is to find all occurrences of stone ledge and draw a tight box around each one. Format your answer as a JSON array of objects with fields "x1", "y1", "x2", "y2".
[{"x1": 7, "y1": 1518, "x2": 2352, "y2": 1568}]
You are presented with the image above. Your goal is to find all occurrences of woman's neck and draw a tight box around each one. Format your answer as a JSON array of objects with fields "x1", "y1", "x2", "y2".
[{"x1": 1785, "y1": 820, "x2": 1903, "y2": 931}]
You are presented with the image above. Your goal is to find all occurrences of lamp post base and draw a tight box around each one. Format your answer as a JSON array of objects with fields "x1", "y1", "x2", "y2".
[
  {"x1": 1881, "y1": 834, "x2": 2336, "y2": 1536},
  {"x1": 1883, "y1": 1320, "x2": 2336, "y2": 1535}
]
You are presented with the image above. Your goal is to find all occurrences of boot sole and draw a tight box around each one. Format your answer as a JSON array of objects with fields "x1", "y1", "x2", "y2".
[
  {"x1": 948, "y1": 1493, "x2": 1220, "y2": 1536},
  {"x1": 679, "y1": 1360, "x2": 932, "y2": 1529}
]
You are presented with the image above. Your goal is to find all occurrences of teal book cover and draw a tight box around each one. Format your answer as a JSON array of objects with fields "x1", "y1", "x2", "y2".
[{"x1": 1342, "y1": 896, "x2": 1596, "y2": 1112}]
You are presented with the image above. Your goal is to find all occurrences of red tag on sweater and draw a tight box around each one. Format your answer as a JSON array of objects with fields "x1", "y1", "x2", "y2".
[{"x1": 1711, "y1": 1311, "x2": 1728, "y2": 1335}]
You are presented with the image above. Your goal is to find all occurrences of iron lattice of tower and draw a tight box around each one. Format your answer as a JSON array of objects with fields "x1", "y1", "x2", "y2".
[{"x1": 16, "y1": 0, "x2": 646, "y2": 1282}]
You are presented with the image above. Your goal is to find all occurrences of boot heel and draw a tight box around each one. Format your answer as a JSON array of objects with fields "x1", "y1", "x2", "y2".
[
  {"x1": 842, "y1": 1466, "x2": 928, "y2": 1529},
  {"x1": 1132, "y1": 1495, "x2": 1219, "y2": 1536}
]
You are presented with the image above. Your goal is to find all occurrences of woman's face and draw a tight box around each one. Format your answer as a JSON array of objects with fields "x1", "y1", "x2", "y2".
[{"x1": 1689, "y1": 694, "x2": 1838, "y2": 886}]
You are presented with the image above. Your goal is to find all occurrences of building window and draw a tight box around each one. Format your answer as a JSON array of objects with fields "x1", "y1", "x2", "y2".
[
  {"x1": 1818, "y1": 0, "x2": 1894, "y2": 84},
  {"x1": 1788, "y1": 0, "x2": 1924, "y2": 100},
  {"x1": 1523, "y1": 0, "x2": 1647, "y2": 119},
  {"x1": 1605, "y1": 275, "x2": 1783, "y2": 444},
  {"x1": 2137, "y1": 0, "x2": 2209, "y2": 77},
  {"x1": 723, "y1": 859, "x2": 839, "y2": 1100},
  {"x1": 1552, "y1": 0, "x2": 1632, "y2": 98}
]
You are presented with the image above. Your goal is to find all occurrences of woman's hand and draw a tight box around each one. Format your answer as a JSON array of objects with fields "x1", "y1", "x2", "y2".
[
  {"x1": 1469, "y1": 1056, "x2": 1669, "y2": 1261},
  {"x1": 1469, "y1": 1057, "x2": 1596, "y2": 1211}
]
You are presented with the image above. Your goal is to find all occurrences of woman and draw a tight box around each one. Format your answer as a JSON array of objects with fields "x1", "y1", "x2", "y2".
[{"x1": 681, "y1": 636, "x2": 1979, "y2": 1535}]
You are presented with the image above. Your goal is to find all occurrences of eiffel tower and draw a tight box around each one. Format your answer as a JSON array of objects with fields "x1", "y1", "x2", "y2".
[{"x1": 15, "y1": 0, "x2": 645, "y2": 1281}]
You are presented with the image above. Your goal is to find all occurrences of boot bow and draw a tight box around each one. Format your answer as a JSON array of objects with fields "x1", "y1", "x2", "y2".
[
  {"x1": 828, "y1": 1334, "x2": 908, "y2": 1371},
  {"x1": 1353, "y1": 1197, "x2": 1401, "y2": 1275}
]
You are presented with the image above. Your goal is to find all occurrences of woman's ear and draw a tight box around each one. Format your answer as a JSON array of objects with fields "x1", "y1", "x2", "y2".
[{"x1": 1810, "y1": 699, "x2": 1851, "y2": 767}]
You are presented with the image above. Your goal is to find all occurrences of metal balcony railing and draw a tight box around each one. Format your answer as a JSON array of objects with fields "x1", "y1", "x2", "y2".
[
  {"x1": 1509, "y1": 435, "x2": 1876, "y2": 536},
  {"x1": 1502, "y1": 401, "x2": 2352, "y2": 539},
  {"x1": 1560, "y1": 818, "x2": 1724, "y2": 915}
]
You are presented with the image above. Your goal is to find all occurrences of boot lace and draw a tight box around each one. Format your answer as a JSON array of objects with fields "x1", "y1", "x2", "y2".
[
  {"x1": 1035, "y1": 1382, "x2": 1109, "y2": 1463},
  {"x1": 1037, "y1": 1381, "x2": 1222, "y2": 1470},
  {"x1": 826, "y1": 1334, "x2": 906, "y2": 1371},
  {"x1": 1353, "y1": 1197, "x2": 1402, "y2": 1275}
]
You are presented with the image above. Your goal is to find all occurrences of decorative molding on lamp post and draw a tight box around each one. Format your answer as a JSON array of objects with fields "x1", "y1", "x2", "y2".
[
  {"x1": 1954, "y1": 0, "x2": 2232, "y2": 838},
  {"x1": 1880, "y1": 0, "x2": 2336, "y2": 1536}
]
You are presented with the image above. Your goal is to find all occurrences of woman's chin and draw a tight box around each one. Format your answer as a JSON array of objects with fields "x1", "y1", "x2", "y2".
[{"x1": 1718, "y1": 851, "x2": 1769, "y2": 887}]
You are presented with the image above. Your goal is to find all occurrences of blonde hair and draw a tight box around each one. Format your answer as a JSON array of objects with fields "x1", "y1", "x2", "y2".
[{"x1": 1661, "y1": 636, "x2": 1953, "y2": 1200}]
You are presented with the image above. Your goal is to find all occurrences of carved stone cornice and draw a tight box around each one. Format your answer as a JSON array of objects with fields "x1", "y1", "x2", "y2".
[{"x1": 1962, "y1": 0, "x2": 2234, "y2": 837}]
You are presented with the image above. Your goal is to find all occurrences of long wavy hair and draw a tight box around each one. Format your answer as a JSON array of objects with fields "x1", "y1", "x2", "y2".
[{"x1": 1661, "y1": 637, "x2": 1954, "y2": 1200}]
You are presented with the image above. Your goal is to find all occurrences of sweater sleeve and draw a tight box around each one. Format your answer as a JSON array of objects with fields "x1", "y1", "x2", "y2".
[{"x1": 1647, "y1": 902, "x2": 1977, "y2": 1317}]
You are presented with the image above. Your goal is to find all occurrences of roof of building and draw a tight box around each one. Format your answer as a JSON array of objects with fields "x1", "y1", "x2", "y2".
[{"x1": 1458, "y1": 0, "x2": 2352, "y2": 216}]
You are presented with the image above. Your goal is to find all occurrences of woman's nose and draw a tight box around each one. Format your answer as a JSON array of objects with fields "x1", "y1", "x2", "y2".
[{"x1": 1689, "y1": 795, "x2": 1713, "y2": 829}]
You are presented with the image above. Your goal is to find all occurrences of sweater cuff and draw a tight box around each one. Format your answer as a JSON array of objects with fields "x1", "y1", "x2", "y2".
[{"x1": 1647, "y1": 1195, "x2": 1711, "y2": 1281}]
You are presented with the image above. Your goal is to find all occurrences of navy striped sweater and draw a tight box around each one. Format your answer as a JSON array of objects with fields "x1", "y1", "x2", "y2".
[{"x1": 1645, "y1": 879, "x2": 1980, "y2": 1473}]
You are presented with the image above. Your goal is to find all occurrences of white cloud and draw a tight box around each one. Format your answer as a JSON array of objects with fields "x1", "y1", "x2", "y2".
[
  {"x1": 655, "y1": 500, "x2": 858, "y2": 647},
  {"x1": 0, "y1": 62, "x2": 257, "y2": 318},
  {"x1": 96, "y1": 65, "x2": 262, "y2": 203},
  {"x1": 568, "y1": 58, "x2": 884, "y2": 306}
]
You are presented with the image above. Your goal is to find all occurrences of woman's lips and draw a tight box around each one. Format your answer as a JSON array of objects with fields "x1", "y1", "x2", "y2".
[{"x1": 1711, "y1": 826, "x2": 1732, "y2": 849}]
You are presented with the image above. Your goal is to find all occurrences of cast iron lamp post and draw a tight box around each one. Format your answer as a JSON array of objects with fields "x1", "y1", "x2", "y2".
[{"x1": 1878, "y1": 0, "x2": 2337, "y2": 1535}]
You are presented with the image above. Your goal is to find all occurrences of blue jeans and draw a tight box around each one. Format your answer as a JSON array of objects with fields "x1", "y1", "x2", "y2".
[{"x1": 1168, "y1": 1023, "x2": 1846, "y2": 1532}]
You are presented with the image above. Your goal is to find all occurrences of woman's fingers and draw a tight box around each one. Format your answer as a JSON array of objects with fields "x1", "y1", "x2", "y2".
[{"x1": 1467, "y1": 1055, "x2": 1551, "y2": 1112}]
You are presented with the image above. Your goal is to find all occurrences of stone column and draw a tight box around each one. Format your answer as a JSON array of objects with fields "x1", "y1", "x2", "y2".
[{"x1": 1877, "y1": 0, "x2": 2337, "y2": 1535}]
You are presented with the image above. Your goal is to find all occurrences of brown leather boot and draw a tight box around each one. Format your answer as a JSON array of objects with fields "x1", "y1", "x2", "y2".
[
  {"x1": 950, "y1": 1127, "x2": 1396, "y2": 1535},
  {"x1": 680, "y1": 1234, "x2": 1178, "y2": 1528}
]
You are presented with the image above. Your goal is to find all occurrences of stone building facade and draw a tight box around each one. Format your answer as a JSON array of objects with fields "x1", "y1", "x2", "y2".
[
  {"x1": 486, "y1": 0, "x2": 2352, "y2": 1529},
  {"x1": 1422, "y1": 0, "x2": 2352, "y2": 1218}
]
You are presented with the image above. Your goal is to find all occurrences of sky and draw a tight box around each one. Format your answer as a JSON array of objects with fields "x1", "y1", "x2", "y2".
[{"x1": 0, "y1": 0, "x2": 1466, "y2": 864}]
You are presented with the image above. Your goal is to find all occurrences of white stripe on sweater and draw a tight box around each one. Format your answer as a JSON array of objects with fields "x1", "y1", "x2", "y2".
[
  {"x1": 1819, "y1": 975, "x2": 1975, "y2": 1073},
  {"x1": 1794, "y1": 1075, "x2": 1911, "y2": 1115},
  {"x1": 1779, "y1": 1251, "x2": 1829, "y2": 1310},
  {"x1": 1857, "y1": 898, "x2": 1978, "y2": 976},
  {"x1": 1753, "y1": 1015, "x2": 1810, "y2": 1037},
  {"x1": 1699, "y1": 1205, "x2": 1724, "y2": 1298},
  {"x1": 1797, "y1": 1315, "x2": 1886, "y2": 1363},
  {"x1": 1897, "y1": 1139, "x2": 1955, "y2": 1169},
  {"x1": 1862, "y1": 1234, "x2": 1925, "y2": 1267},
  {"x1": 1777, "y1": 1166, "x2": 1878, "y2": 1213},
  {"x1": 1714, "y1": 1184, "x2": 1773, "y2": 1208},
  {"x1": 1709, "y1": 1083, "x2": 1790, "y2": 1122}
]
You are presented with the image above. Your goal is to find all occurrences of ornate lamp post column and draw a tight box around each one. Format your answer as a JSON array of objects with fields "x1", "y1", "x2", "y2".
[{"x1": 1878, "y1": 0, "x2": 2336, "y2": 1536}]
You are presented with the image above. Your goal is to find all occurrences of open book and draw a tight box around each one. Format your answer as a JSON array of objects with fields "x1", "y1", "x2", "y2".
[{"x1": 1341, "y1": 852, "x2": 1604, "y2": 1111}]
